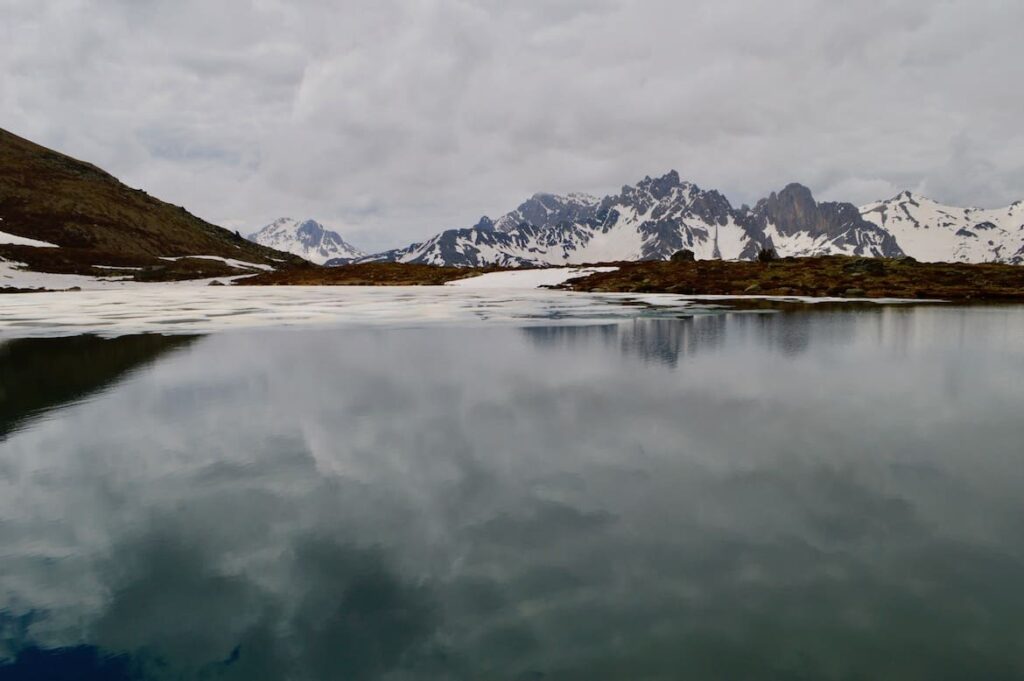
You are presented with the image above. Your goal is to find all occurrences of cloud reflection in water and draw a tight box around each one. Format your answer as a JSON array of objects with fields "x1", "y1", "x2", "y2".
[{"x1": 1, "y1": 306, "x2": 1024, "y2": 679}]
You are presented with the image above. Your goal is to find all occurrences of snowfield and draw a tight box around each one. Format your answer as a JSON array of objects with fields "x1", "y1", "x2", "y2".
[
  {"x1": 859, "y1": 192, "x2": 1024, "y2": 264},
  {"x1": 446, "y1": 267, "x2": 618, "y2": 289}
]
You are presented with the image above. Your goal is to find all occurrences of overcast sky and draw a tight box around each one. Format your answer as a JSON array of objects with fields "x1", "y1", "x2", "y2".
[{"x1": 2, "y1": 0, "x2": 1022, "y2": 251}]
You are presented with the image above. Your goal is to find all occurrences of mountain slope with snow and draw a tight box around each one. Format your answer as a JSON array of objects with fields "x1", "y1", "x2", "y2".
[
  {"x1": 492, "y1": 192, "x2": 601, "y2": 232},
  {"x1": 0, "y1": 127, "x2": 300, "y2": 274},
  {"x1": 247, "y1": 218, "x2": 364, "y2": 265},
  {"x1": 744, "y1": 183, "x2": 902, "y2": 259},
  {"x1": 358, "y1": 172, "x2": 903, "y2": 267},
  {"x1": 860, "y1": 192, "x2": 1024, "y2": 264}
]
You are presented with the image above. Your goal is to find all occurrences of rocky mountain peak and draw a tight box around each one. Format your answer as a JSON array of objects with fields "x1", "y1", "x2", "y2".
[
  {"x1": 766, "y1": 183, "x2": 816, "y2": 214},
  {"x1": 733, "y1": 183, "x2": 903, "y2": 258},
  {"x1": 753, "y1": 183, "x2": 813, "y2": 230},
  {"x1": 644, "y1": 170, "x2": 684, "y2": 199},
  {"x1": 248, "y1": 217, "x2": 364, "y2": 265},
  {"x1": 891, "y1": 190, "x2": 925, "y2": 205},
  {"x1": 295, "y1": 219, "x2": 326, "y2": 238},
  {"x1": 754, "y1": 183, "x2": 862, "y2": 237},
  {"x1": 473, "y1": 216, "x2": 495, "y2": 232},
  {"x1": 626, "y1": 169, "x2": 685, "y2": 199},
  {"x1": 493, "y1": 191, "x2": 600, "y2": 232}
]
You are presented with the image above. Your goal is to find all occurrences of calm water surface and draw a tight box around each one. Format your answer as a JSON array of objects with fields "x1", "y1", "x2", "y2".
[{"x1": 2, "y1": 305, "x2": 1024, "y2": 679}]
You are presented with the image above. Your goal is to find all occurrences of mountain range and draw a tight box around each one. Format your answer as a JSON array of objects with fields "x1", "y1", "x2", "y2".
[
  {"x1": 342, "y1": 171, "x2": 1022, "y2": 267},
  {"x1": 247, "y1": 218, "x2": 364, "y2": 265},
  {"x1": 3, "y1": 127, "x2": 1021, "y2": 277},
  {"x1": 861, "y1": 191, "x2": 1024, "y2": 265}
]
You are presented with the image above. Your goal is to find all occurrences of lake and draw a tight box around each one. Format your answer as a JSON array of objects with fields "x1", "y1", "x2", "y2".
[{"x1": 2, "y1": 296, "x2": 1024, "y2": 679}]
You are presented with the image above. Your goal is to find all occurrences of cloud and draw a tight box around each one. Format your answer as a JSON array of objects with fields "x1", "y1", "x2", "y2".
[{"x1": 1, "y1": 0, "x2": 1021, "y2": 250}]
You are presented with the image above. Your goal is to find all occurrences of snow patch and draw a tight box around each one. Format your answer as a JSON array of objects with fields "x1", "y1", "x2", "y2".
[
  {"x1": 0, "y1": 230, "x2": 58, "y2": 248},
  {"x1": 0, "y1": 259, "x2": 257, "y2": 291},
  {"x1": 159, "y1": 255, "x2": 274, "y2": 271},
  {"x1": 447, "y1": 267, "x2": 619, "y2": 289}
]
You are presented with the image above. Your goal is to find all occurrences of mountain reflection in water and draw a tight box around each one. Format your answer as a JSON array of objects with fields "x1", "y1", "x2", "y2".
[{"x1": 1, "y1": 306, "x2": 1023, "y2": 679}]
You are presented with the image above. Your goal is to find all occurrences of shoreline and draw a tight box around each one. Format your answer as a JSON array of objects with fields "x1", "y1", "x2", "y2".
[{"x1": 4, "y1": 256, "x2": 1024, "y2": 302}]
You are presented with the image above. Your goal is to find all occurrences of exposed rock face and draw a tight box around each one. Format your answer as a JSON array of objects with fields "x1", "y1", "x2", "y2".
[
  {"x1": 738, "y1": 183, "x2": 904, "y2": 259},
  {"x1": 492, "y1": 192, "x2": 600, "y2": 232},
  {"x1": 357, "y1": 172, "x2": 905, "y2": 267}
]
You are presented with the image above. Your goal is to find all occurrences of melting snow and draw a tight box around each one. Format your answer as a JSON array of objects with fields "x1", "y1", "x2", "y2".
[
  {"x1": 0, "y1": 284, "x2": 934, "y2": 339},
  {"x1": 446, "y1": 267, "x2": 618, "y2": 289},
  {"x1": 0, "y1": 230, "x2": 58, "y2": 248},
  {"x1": 0, "y1": 258, "x2": 255, "y2": 291},
  {"x1": 159, "y1": 256, "x2": 274, "y2": 271}
]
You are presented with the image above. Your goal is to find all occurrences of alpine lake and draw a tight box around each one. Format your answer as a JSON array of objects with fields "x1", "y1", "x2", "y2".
[{"x1": 2, "y1": 287, "x2": 1023, "y2": 680}]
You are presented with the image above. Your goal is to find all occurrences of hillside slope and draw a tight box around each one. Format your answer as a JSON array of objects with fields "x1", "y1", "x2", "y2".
[{"x1": 0, "y1": 127, "x2": 303, "y2": 277}]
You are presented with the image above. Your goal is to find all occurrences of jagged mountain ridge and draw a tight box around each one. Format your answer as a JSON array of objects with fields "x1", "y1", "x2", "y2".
[
  {"x1": 748, "y1": 183, "x2": 903, "y2": 260},
  {"x1": 247, "y1": 218, "x2": 363, "y2": 265},
  {"x1": 860, "y1": 191, "x2": 1024, "y2": 265},
  {"x1": 492, "y1": 192, "x2": 600, "y2": 232},
  {"x1": 355, "y1": 171, "x2": 907, "y2": 267}
]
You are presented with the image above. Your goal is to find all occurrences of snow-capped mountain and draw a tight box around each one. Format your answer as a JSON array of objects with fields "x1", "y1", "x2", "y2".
[
  {"x1": 744, "y1": 183, "x2": 902, "y2": 260},
  {"x1": 247, "y1": 218, "x2": 364, "y2": 265},
  {"x1": 492, "y1": 192, "x2": 600, "y2": 232},
  {"x1": 860, "y1": 192, "x2": 1024, "y2": 264},
  {"x1": 357, "y1": 171, "x2": 902, "y2": 267}
]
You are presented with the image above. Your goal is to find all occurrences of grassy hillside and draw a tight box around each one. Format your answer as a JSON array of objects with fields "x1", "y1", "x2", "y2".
[
  {"x1": 0, "y1": 127, "x2": 304, "y2": 275},
  {"x1": 557, "y1": 256, "x2": 1024, "y2": 301}
]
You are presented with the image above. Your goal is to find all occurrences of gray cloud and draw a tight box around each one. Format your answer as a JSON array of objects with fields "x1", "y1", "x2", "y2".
[{"x1": 2, "y1": 0, "x2": 1021, "y2": 250}]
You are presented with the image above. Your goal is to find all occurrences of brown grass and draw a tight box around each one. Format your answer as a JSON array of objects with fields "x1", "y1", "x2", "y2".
[
  {"x1": 557, "y1": 256, "x2": 1024, "y2": 301},
  {"x1": 238, "y1": 262, "x2": 492, "y2": 286},
  {"x1": 0, "y1": 127, "x2": 305, "y2": 269}
]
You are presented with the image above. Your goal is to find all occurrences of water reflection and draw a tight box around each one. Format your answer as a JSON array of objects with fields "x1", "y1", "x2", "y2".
[
  {"x1": 0, "y1": 334, "x2": 196, "y2": 439},
  {"x1": 2, "y1": 306, "x2": 1024, "y2": 679},
  {"x1": 521, "y1": 318, "x2": 731, "y2": 367},
  {"x1": 521, "y1": 309, "x2": 910, "y2": 365}
]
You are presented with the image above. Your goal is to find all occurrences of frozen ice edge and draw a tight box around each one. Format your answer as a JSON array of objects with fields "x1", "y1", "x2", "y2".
[{"x1": 0, "y1": 283, "x2": 940, "y2": 340}]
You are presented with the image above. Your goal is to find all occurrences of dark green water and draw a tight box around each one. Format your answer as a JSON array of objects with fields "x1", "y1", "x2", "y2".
[{"x1": 2, "y1": 306, "x2": 1024, "y2": 680}]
